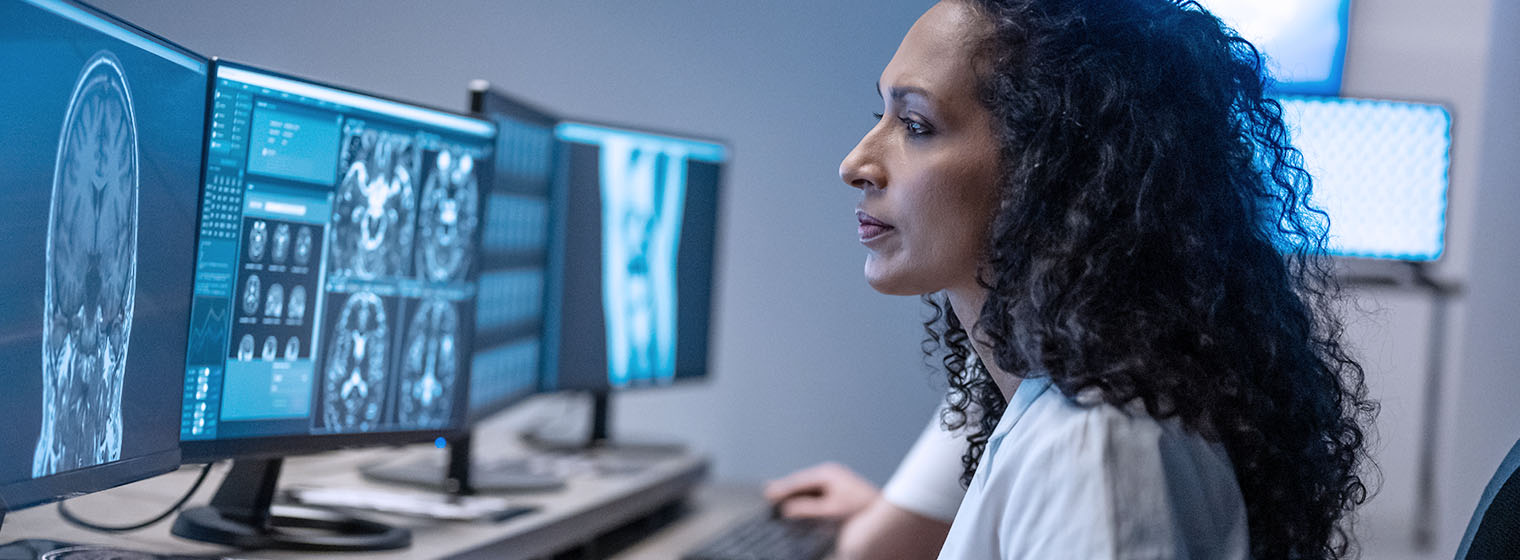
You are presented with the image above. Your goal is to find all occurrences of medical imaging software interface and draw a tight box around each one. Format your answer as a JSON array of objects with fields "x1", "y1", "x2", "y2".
[
  {"x1": 0, "y1": 0, "x2": 202, "y2": 491},
  {"x1": 554, "y1": 124, "x2": 724, "y2": 390},
  {"x1": 468, "y1": 103, "x2": 556, "y2": 415},
  {"x1": 181, "y1": 64, "x2": 493, "y2": 441}
]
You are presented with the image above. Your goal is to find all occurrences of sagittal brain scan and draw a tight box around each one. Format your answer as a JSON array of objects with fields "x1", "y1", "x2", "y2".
[
  {"x1": 322, "y1": 292, "x2": 389, "y2": 432},
  {"x1": 271, "y1": 223, "x2": 291, "y2": 265},
  {"x1": 264, "y1": 283, "x2": 284, "y2": 318},
  {"x1": 36, "y1": 51, "x2": 139, "y2": 477},
  {"x1": 600, "y1": 138, "x2": 684, "y2": 386},
  {"x1": 247, "y1": 220, "x2": 267, "y2": 263},
  {"x1": 330, "y1": 129, "x2": 418, "y2": 279},
  {"x1": 417, "y1": 150, "x2": 479, "y2": 282},
  {"x1": 287, "y1": 285, "x2": 307, "y2": 323},
  {"x1": 294, "y1": 226, "x2": 314, "y2": 266},
  {"x1": 242, "y1": 274, "x2": 261, "y2": 315},
  {"x1": 398, "y1": 299, "x2": 459, "y2": 427}
]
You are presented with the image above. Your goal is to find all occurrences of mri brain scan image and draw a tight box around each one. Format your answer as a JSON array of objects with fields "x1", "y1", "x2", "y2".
[
  {"x1": 330, "y1": 129, "x2": 417, "y2": 279},
  {"x1": 294, "y1": 226, "x2": 314, "y2": 266},
  {"x1": 285, "y1": 337, "x2": 300, "y2": 360},
  {"x1": 398, "y1": 299, "x2": 459, "y2": 427},
  {"x1": 36, "y1": 51, "x2": 139, "y2": 476},
  {"x1": 261, "y1": 336, "x2": 277, "y2": 361},
  {"x1": 417, "y1": 150, "x2": 479, "y2": 283},
  {"x1": 247, "y1": 220, "x2": 268, "y2": 263},
  {"x1": 242, "y1": 274, "x2": 261, "y2": 315},
  {"x1": 264, "y1": 283, "x2": 284, "y2": 318},
  {"x1": 237, "y1": 334, "x2": 254, "y2": 361},
  {"x1": 287, "y1": 285, "x2": 307, "y2": 323},
  {"x1": 322, "y1": 292, "x2": 389, "y2": 432},
  {"x1": 271, "y1": 223, "x2": 291, "y2": 265}
]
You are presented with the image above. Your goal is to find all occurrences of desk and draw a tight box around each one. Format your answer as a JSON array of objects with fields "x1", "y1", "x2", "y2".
[{"x1": 0, "y1": 447, "x2": 766, "y2": 559}]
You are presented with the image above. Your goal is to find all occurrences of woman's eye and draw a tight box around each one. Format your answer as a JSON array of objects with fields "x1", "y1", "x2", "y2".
[{"x1": 899, "y1": 117, "x2": 930, "y2": 136}]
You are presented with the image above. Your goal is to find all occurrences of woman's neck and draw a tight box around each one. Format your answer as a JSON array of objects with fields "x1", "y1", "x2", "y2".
[{"x1": 945, "y1": 284, "x2": 1020, "y2": 401}]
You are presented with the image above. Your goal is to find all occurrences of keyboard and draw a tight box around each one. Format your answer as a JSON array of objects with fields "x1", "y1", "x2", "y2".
[{"x1": 682, "y1": 514, "x2": 838, "y2": 560}]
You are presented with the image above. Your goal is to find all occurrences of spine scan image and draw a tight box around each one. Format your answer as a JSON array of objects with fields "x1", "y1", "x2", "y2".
[
  {"x1": 37, "y1": 51, "x2": 139, "y2": 476},
  {"x1": 417, "y1": 150, "x2": 479, "y2": 283},
  {"x1": 322, "y1": 292, "x2": 390, "y2": 432},
  {"x1": 600, "y1": 138, "x2": 686, "y2": 387},
  {"x1": 398, "y1": 299, "x2": 459, "y2": 428},
  {"x1": 330, "y1": 128, "x2": 418, "y2": 280}
]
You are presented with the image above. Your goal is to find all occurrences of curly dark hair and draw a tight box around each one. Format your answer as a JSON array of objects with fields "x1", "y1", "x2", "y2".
[{"x1": 923, "y1": 0, "x2": 1378, "y2": 558}]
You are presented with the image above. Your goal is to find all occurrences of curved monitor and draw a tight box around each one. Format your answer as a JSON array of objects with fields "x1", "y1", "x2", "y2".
[
  {"x1": 550, "y1": 122, "x2": 727, "y2": 392},
  {"x1": 0, "y1": 0, "x2": 205, "y2": 510},
  {"x1": 179, "y1": 60, "x2": 494, "y2": 462},
  {"x1": 465, "y1": 84, "x2": 559, "y2": 422}
]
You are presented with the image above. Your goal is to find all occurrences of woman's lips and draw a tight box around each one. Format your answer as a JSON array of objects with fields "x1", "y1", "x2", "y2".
[{"x1": 857, "y1": 210, "x2": 895, "y2": 242}]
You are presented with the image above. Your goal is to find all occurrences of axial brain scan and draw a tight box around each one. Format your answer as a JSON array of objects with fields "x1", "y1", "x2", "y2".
[
  {"x1": 264, "y1": 283, "x2": 284, "y2": 319},
  {"x1": 417, "y1": 150, "x2": 479, "y2": 283},
  {"x1": 247, "y1": 220, "x2": 267, "y2": 263},
  {"x1": 242, "y1": 274, "x2": 261, "y2": 315},
  {"x1": 322, "y1": 292, "x2": 389, "y2": 432},
  {"x1": 271, "y1": 223, "x2": 291, "y2": 264},
  {"x1": 287, "y1": 284, "x2": 307, "y2": 323},
  {"x1": 36, "y1": 51, "x2": 139, "y2": 477},
  {"x1": 398, "y1": 299, "x2": 459, "y2": 427},
  {"x1": 237, "y1": 334, "x2": 254, "y2": 361},
  {"x1": 294, "y1": 226, "x2": 314, "y2": 266},
  {"x1": 331, "y1": 129, "x2": 417, "y2": 279}
]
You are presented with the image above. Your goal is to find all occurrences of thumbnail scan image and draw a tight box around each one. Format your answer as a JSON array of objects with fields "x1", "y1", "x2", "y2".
[
  {"x1": 398, "y1": 299, "x2": 459, "y2": 428},
  {"x1": 287, "y1": 285, "x2": 307, "y2": 324},
  {"x1": 272, "y1": 223, "x2": 291, "y2": 264},
  {"x1": 247, "y1": 220, "x2": 267, "y2": 262},
  {"x1": 294, "y1": 225, "x2": 314, "y2": 266},
  {"x1": 264, "y1": 283, "x2": 284, "y2": 319},
  {"x1": 242, "y1": 274, "x2": 261, "y2": 315},
  {"x1": 37, "y1": 51, "x2": 139, "y2": 476},
  {"x1": 321, "y1": 292, "x2": 390, "y2": 432},
  {"x1": 600, "y1": 139, "x2": 685, "y2": 386},
  {"x1": 417, "y1": 150, "x2": 479, "y2": 283},
  {"x1": 330, "y1": 128, "x2": 418, "y2": 279}
]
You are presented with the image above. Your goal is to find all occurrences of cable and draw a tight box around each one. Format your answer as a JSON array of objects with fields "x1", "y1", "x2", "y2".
[{"x1": 56, "y1": 462, "x2": 215, "y2": 533}]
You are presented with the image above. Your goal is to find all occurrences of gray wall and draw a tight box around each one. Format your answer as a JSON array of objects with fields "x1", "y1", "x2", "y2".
[{"x1": 90, "y1": 0, "x2": 1520, "y2": 555}]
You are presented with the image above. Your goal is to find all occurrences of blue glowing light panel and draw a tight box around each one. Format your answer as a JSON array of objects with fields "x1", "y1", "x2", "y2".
[
  {"x1": 181, "y1": 62, "x2": 493, "y2": 442},
  {"x1": 553, "y1": 123, "x2": 725, "y2": 390},
  {"x1": 1281, "y1": 96, "x2": 1451, "y2": 261},
  {"x1": 0, "y1": 0, "x2": 202, "y2": 509},
  {"x1": 1199, "y1": 0, "x2": 1350, "y2": 96}
]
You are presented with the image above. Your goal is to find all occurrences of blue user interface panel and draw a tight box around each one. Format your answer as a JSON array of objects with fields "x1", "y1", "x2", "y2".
[
  {"x1": 1199, "y1": 0, "x2": 1350, "y2": 96},
  {"x1": 468, "y1": 91, "x2": 557, "y2": 418},
  {"x1": 182, "y1": 62, "x2": 494, "y2": 442},
  {"x1": 552, "y1": 123, "x2": 725, "y2": 391},
  {"x1": 0, "y1": 0, "x2": 202, "y2": 508}
]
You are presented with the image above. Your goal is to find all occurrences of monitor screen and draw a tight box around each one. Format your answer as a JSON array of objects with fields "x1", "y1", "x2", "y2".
[
  {"x1": 0, "y1": 0, "x2": 203, "y2": 509},
  {"x1": 550, "y1": 122, "x2": 725, "y2": 391},
  {"x1": 1280, "y1": 96, "x2": 1451, "y2": 261},
  {"x1": 179, "y1": 61, "x2": 493, "y2": 460},
  {"x1": 466, "y1": 86, "x2": 558, "y2": 421},
  {"x1": 1199, "y1": 0, "x2": 1350, "y2": 96}
]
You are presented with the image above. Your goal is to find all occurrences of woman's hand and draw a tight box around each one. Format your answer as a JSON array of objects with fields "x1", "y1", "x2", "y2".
[{"x1": 763, "y1": 462, "x2": 881, "y2": 520}]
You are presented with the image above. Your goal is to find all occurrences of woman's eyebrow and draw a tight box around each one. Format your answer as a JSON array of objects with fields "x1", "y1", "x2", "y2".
[{"x1": 875, "y1": 82, "x2": 933, "y2": 102}]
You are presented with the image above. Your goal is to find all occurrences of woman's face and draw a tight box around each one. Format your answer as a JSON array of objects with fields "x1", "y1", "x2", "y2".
[{"x1": 840, "y1": 1, "x2": 1001, "y2": 297}]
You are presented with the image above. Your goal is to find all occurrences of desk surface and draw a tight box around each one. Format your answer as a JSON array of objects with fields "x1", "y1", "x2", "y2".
[{"x1": 0, "y1": 445, "x2": 769, "y2": 559}]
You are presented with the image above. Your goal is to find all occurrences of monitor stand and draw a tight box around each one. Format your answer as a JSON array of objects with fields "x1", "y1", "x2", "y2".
[
  {"x1": 171, "y1": 458, "x2": 410, "y2": 551},
  {"x1": 360, "y1": 432, "x2": 566, "y2": 495},
  {"x1": 521, "y1": 391, "x2": 687, "y2": 455}
]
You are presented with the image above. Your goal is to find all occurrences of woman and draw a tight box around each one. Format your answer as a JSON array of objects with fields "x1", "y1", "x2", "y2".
[{"x1": 839, "y1": 0, "x2": 1375, "y2": 558}]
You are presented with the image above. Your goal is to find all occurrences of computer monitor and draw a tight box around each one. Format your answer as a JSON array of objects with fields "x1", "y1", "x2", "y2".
[
  {"x1": 1199, "y1": 0, "x2": 1351, "y2": 96},
  {"x1": 171, "y1": 60, "x2": 494, "y2": 550},
  {"x1": 1279, "y1": 96, "x2": 1451, "y2": 263},
  {"x1": 549, "y1": 121, "x2": 726, "y2": 443},
  {"x1": 360, "y1": 83, "x2": 562, "y2": 494},
  {"x1": 0, "y1": 0, "x2": 205, "y2": 515}
]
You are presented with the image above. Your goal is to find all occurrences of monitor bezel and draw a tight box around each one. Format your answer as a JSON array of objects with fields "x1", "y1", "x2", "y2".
[
  {"x1": 179, "y1": 59, "x2": 492, "y2": 463},
  {"x1": 464, "y1": 83, "x2": 561, "y2": 423},
  {"x1": 547, "y1": 118, "x2": 729, "y2": 395},
  {"x1": 1, "y1": 0, "x2": 200, "y2": 510}
]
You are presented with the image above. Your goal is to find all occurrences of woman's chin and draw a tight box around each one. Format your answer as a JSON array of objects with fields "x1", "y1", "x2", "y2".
[{"x1": 863, "y1": 260, "x2": 928, "y2": 296}]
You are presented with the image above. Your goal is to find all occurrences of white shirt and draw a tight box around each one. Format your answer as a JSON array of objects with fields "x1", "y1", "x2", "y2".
[
  {"x1": 937, "y1": 377, "x2": 1249, "y2": 559},
  {"x1": 882, "y1": 407, "x2": 970, "y2": 523}
]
